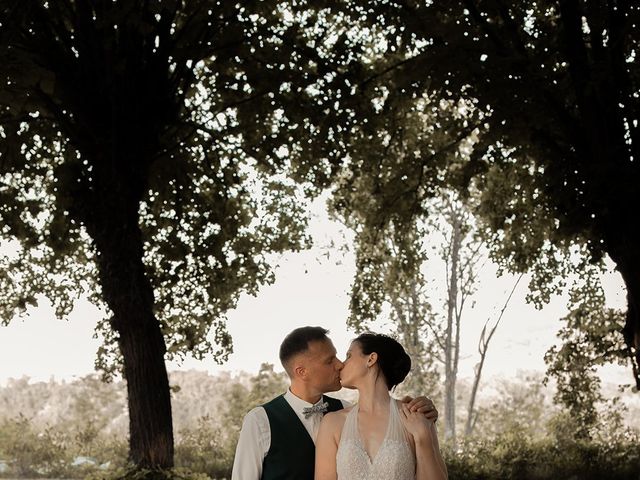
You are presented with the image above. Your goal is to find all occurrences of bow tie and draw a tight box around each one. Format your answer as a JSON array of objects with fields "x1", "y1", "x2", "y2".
[{"x1": 302, "y1": 401, "x2": 328, "y2": 419}]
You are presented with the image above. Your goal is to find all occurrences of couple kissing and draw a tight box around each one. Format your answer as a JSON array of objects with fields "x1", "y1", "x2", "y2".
[{"x1": 232, "y1": 326, "x2": 447, "y2": 480}]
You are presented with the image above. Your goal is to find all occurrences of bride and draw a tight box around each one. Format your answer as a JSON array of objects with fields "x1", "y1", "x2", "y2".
[{"x1": 315, "y1": 333, "x2": 447, "y2": 480}]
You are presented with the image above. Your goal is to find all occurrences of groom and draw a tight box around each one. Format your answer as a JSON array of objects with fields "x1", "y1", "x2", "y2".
[{"x1": 231, "y1": 326, "x2": 438, "y2": 480}]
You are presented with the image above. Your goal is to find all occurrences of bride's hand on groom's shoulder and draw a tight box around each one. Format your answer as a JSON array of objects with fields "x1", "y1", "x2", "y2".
[
  {"x1": 400, "y1": 395, "x2": 439, "y2": 422},
  {"x1": 399, "y1": 402, "x2": 435, "y2": 444}
]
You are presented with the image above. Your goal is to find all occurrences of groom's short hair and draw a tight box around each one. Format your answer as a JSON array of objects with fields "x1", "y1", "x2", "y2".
[{"x1": 279, "y1": 326, "x2": 330, "y2": 371}]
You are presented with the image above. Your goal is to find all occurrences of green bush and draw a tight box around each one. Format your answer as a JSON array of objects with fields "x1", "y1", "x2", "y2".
[
  {"x1": 0, "y1": 415, "x2": 71, "y2": 478},
  {"x1": 0, "y1": 415, "x2": 127, "y2": 479},
  {"x1": 445, "y1": 429, "x2": 640, "y2": 480},
  {"x1": 174, "y1": 416, "x2": 234, "y2": 480},
  {"x1": 1, "y1": 411, "x2": 639, "y2": 480},
  {"x1": 85, "y1": 466, "x2": 212, "y2": 480},
  {"x1": 1, "y1": 372, "x2": 638, "y2": 480}
]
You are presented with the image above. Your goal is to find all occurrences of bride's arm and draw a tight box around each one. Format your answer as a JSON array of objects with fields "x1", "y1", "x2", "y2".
[
  {"x1": 400, "y1": 403, "x2": 448, "y2": 480},
  {"x1": 315, "y1": 412, "x2": 340, "y2": 480},
  {"x1": 414, "y1": 422, "x2": 447, "y2": 480}
]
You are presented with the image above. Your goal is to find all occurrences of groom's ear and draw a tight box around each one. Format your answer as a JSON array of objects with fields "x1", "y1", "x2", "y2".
[{"x1": 294, "y1": 365, "x2": 307, "y2": 379}]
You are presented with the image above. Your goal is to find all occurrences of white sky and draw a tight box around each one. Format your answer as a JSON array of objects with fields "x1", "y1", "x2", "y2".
[{"x1": 0, "y1": 199, "x2": 633, "y2": 389}]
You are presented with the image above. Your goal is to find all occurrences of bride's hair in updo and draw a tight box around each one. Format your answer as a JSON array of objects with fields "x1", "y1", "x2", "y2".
[{"x1": 354, "y1": 332, "x2": 411, "y2": 390}]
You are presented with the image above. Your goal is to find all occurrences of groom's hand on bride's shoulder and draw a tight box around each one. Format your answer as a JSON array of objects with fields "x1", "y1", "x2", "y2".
[{"x1": 400, "y1": 395, "x2": 438, "y2": 422}]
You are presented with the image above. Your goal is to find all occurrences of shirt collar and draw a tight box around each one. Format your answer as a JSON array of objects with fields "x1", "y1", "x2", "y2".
[{"x1": 284, "y1": 388, "x2": 324, "y2": 410}]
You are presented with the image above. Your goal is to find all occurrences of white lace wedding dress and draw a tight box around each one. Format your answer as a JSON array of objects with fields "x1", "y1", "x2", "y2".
[{"x1": 336, "y1": 400, "x2": 416, "y2": 479}]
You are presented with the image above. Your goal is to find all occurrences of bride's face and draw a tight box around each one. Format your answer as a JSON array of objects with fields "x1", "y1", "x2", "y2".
[{"x1": 339, "y1": 341, "x2": 370, "y2": 389}]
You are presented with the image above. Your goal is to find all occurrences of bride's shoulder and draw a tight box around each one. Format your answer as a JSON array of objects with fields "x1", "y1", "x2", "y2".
[
  {"x1": 338, "y1": 405, "x2": 355, "y2": 416},
  {"x1": 322, "y1": 406, "x2": 350, "y2": 426}
]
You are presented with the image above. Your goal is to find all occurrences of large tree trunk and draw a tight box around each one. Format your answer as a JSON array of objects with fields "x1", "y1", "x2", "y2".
[
  {"x1": 84, "y1": 177, "x2": 174, "y2": 469},
  {"x1": 558, "y1": 0, "x2": 640, "y2": 391},
  {"x1": 608, "y1": 237, "x2": 640, "y2": 390}
]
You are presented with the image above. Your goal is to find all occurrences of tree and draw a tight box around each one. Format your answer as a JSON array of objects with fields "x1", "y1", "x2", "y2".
[
  {"x1": 544, "y1": 268, "x2": 629, "y2": 439},
  {"x1": 322, "y1": 44, "x2": 504, "y2": 438},
  {"x1": 363, "y1": 0, "x2": 640, "y2": 387},
  {"x1": 465, "y1": 273, "x2": 522, "y2": 436},
  {"x1": 437, "y1": 193, "x2": 485, "y2": 445},
  {"x1": 470, "y1": 372, "x2": 551, "y2": 441},
  {"x1": 333, "y1": 178, "x2": 495, "y2": 446},
  {"x1": 325, "y1": 54, "x2": 499, "y2": 442},
  {"x1": 0, "y1": 0, "x2": 356, "y2": 469},
  {"x1": 339, "y1": 0, "x2": 640, "y2": 387},
  {"x1": 385, "y1": 247, "x2": 441, "y2": 403}
]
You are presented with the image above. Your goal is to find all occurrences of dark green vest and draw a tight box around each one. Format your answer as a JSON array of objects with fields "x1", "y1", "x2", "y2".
[{"x1": 261, "y1": 394, "x2": 343, "y2": 480}]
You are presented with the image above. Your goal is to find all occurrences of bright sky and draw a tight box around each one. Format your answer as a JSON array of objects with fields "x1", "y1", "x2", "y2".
[{"x1": 0, "y1": 199, "x2": 632, "y2": 389}]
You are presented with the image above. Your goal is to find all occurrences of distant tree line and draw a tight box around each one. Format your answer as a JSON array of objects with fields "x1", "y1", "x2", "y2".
[
  {"x1": 0, "y1": 366, "x2": 288, "y2": 479},
  {"x1": 1, "y1": 368, "x2": 639, "y2": 480}
]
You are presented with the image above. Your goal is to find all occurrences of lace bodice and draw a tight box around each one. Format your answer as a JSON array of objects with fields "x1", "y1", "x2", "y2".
[{"x1": 336, "y1": 400, "x2": 416, "y2": 480}]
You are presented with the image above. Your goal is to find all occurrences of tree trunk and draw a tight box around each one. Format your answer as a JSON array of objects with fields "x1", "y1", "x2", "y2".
[
  {"x1": 84, "y1": 180, "x2": 174, "y2": 469},
  {"x1": 465, "y1": 275, "x2": 522, "y2": 436},
  {"x1": 608, "y1": 238, "x2": 640, "y2": 390},
  {"x1": 444, "y1": 218, "x2": 461, "y2": 446}
]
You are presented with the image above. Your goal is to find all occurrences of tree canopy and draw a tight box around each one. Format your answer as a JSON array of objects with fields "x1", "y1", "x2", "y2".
[
  {"x1": 2, "y1": 0, "x2": 639, "y2": 469},
  {"x1": 332, "y1": 0, "x2": 640, "y2": 387},
  {"x1": 0, "y1": 0, "x2": 360, "y2": 468},
  {"x1": 0, "y1": 0, "x2": 358, "y2": 370}
]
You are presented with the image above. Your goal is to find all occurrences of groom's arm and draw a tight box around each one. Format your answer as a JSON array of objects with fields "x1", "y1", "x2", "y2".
[{"x1": 231, "y1": 407, "x2": 269, "y2": 480}]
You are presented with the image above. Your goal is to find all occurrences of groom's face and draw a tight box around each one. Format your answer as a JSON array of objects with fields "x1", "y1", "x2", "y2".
[{"x1": 302, "y1": 338, "x2": 344, "y2": 393}]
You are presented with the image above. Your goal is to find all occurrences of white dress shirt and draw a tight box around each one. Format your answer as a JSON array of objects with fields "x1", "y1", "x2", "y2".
[{"x1": 231, "y1": 389, "x2": 350, "y2": 480}]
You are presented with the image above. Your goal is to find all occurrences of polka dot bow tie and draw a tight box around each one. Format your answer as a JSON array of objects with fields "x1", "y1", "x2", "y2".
[{"x1": 302, "y1": 401, "x2": 329, "y2": 419}]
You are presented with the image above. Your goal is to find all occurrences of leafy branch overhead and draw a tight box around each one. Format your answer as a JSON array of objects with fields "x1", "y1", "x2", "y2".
[
  {"x1": 0, "y1": 0, "x2": 359, "y2": 367},
  {"x1": 332, "y1": 0, "x2": 640, "y2": 386},
  {"x1": 0, "y1": 0, "x2": 368, "y2": 469}
]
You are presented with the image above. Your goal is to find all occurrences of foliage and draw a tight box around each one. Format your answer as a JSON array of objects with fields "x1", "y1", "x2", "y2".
[
  {"x1": 0, "y1": 375, "x2": 129, "y2": 436},
  {"x1": 0, "y1": 415, "x2": 72, "y2": 478},
  {"x1": 330, "y1": 95, "x2": 484, "y2": 326},
  {"x1": 0, "y1": 0, "x2": 353, "y2": 375},
  {"x1": 544, "y1": 268, "x2": 630, "y2": 438},
  {"x1": 0, "y1": 0, "x2": 363, "y2": 466},
  {"x1": 343, "y1": 0, "x2": 639, "y2": 266},
  {"x1": 85, "y1": 466, "x2": 212, "y2": 480},
  {"x1": 0, "y1": 367, "x2": 288, "y2": 479},
  {"x1": 174, "y1": 416, "x2": 230, "y2": 480},
  {"x1": 3, "y1": 410, "x2": 639, "y2": 480},
  {"x1": 333, "y1": 0, "x2": 640, "y2": 386},
  {"x1": 219, "y1": 362, "x2": 289, "y2": 454},
  {"x1": 1, "y1": 370, "x2": 639, "y2": 479},
  {"x1": 471, "y1": 373, "x2": 551, "y2": 441},
  {"x1": 446, "y1": 417, "x2": 640, "y2": 480},
  {"x1": 333, "y1": 153, "x2": 503, "y2": 444},
  {"x1": 175, "y1": 364, "x2": 287, "y2": 479},
  {"x1": 323, "y1": 46, "x2": 488, "y2": 430}
]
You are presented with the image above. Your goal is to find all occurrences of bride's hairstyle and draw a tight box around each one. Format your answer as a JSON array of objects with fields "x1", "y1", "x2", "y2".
[{"x1": 354, "y1": 333, "x2": 411, "y2": 390}]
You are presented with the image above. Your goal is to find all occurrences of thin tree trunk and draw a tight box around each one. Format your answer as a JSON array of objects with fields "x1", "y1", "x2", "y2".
[
  {"x1": 465, "y1": 274, "x2": 522, "y2": 436},
  {"x1": 444, "y1": 218, "x2": 461, "y2": 446}
]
